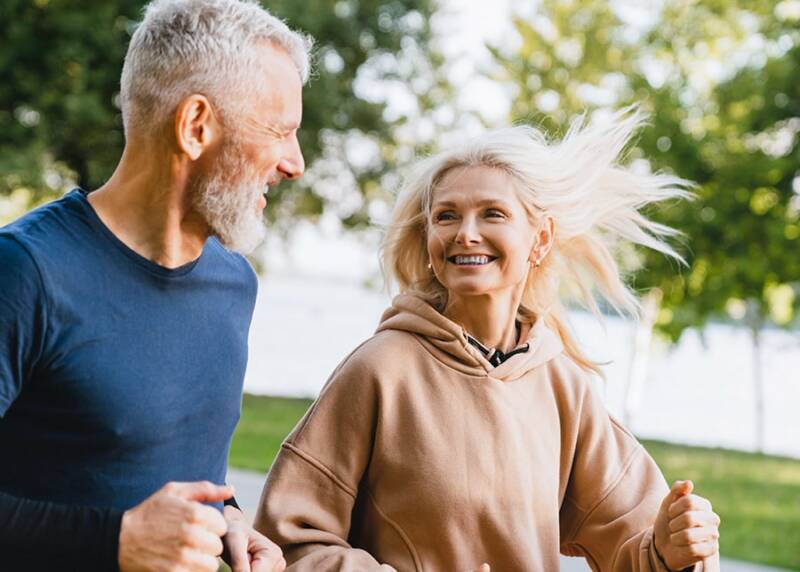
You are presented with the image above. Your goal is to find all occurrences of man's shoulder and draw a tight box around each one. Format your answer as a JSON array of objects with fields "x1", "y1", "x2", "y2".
[
  {"x1": 0, "y1": 233, "x2": 40, "y2": 282},
  {"x1": 0, "y1": 190, "x2": 85, "y2": 260},
  {"x1": 204, "y1": 237, "x2": 257, "y2": 286}
]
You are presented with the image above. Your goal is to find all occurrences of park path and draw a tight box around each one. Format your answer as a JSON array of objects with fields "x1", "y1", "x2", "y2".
[{"x1": 227, "y1": 468, "x2": 793, "y2": 572}]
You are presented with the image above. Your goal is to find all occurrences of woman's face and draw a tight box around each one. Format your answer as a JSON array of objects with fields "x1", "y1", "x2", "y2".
[{"x1": 427, "y1": 165, "x2": 544, "y2": 299}]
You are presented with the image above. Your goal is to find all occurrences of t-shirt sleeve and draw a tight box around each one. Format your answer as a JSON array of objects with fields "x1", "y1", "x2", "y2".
[
  {"x1": 0, "y1": 489, "x2": 123, "y2": 570},
  {"x1": 0, "y1": 235, "x2": 48, "y2": 416}
]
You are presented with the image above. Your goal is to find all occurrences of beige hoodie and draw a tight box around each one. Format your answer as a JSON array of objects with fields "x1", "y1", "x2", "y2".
[{"x1": 255, "y1": 294, "x2": 693, "y2": 571}]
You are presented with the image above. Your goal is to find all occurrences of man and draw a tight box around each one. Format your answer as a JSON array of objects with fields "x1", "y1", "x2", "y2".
[{"x1": 0, "y1": 0, "x2": 311, "y2": 570}]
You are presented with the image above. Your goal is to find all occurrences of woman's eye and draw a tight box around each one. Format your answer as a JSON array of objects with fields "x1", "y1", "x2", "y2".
[
  {"x1": 485, "y1": 209, "x2": 506, "y2": 218},
  {"x1": 435, "y1": 211, "x2": 456, "y2": 221}
]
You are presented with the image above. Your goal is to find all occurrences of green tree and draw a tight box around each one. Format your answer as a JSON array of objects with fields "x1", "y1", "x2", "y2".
[
  {"x1": 489, "y1": 0, "x2": 800, "y2": 452},
  {"x1": 0, "y1": 0, "x2": 444, "y2": 229}
]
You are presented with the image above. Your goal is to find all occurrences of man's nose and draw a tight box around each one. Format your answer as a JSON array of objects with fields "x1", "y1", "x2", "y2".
[{"x1": 277, "y1": 135, "x2": 305, "y2": 180}]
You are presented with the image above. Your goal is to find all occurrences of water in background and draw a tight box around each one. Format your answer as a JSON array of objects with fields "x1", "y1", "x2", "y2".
[{"x1": 245, "y1": 274, "x2": 800, "y2": 459}]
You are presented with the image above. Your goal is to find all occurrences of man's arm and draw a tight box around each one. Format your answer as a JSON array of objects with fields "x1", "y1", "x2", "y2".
[
  {"x1": 0, "y1": 481, "x2": 235, "y2": 572},
  {"x1": 0, "y1": 235, "x2": 48, "y2": 415},
  {"x1": 0, "y1": 237, "x2": 115, "y2": 568},
  {"x1": 0, "y1": 490, "x2": 123, "y2": 571}
]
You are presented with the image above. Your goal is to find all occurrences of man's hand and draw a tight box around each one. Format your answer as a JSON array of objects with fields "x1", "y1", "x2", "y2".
[
  {"x1": 222, "y1": 505, "x2": 286, "y2": 572},
  {"x1": 118, "y1": 481, "x2": 233, "y2": 572},
  {"x1": 654, "y1": 480, "x2": 721, "y2": 571}
]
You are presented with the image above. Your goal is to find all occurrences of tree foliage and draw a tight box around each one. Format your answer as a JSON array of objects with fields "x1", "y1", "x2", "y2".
[
  {"x1": 489, "y1": 0, "x2": 800, "y2": 340},
  {"x1": 0, "y1": 0, "x2": 442, "y2": 229}
]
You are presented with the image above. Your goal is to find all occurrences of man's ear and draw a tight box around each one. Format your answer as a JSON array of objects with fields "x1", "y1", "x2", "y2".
[
  {"x1": 174, "y1": 94, "x2": 221, "y2": 160},
  {"x1": 529, "y1": 215, "x2": 555, "y2": 265}
]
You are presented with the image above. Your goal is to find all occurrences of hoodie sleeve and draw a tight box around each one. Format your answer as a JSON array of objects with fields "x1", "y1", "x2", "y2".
[
  {"x1": 254, "y1": 346, "x2": 397, "y2": 572},
  {"x1": 557, "y1": 373, "x2": 702, "y2": 572}
]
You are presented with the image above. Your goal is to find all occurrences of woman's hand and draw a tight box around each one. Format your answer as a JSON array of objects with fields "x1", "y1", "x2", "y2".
[
  {"x1": 654, "y1": 480, "x2": 720, "y2": 571},
  {"x1": 222, "y1": 505, "x2": 286, "y2": 572}
]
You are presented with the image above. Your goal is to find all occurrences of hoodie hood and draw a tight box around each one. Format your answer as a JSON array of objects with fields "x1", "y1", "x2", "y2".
[{"x1": 376, "y1": 294, "x2": 564, "y2": 381}]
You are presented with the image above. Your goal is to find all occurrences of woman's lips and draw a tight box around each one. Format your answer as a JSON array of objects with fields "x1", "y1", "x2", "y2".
[{"x1": 447, "y1": 255, "x2": 497, "y2": 266}]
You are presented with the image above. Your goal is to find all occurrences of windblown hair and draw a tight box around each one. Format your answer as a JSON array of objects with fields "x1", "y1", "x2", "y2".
[
  {"x1": 381, "y1": 109, "x2": 691, "y2": 374},
  {"x1": 120, "y1": 0, "x2": 313, "y2": 137}
]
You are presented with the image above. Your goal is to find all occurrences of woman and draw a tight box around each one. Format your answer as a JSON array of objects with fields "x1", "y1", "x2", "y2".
[{"x1": 254, "y1": 110, "x2": 721, "y2": 571}]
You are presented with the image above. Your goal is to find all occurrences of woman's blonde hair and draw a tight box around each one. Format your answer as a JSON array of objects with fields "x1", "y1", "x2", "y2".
[{"x1": 381, "y1": 108, "x2": 691, "y2": 374}]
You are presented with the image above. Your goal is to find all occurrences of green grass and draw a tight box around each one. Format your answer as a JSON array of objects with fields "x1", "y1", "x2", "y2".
[
  {"x1": 229, "y1": 394, "x2": 800, "y2": 570},
  {"x1": 228, "y1": 394, "x2": 313, "y2": 472},
  {"x1": 641, "y1": 439, "x2": 800, "y2": 570}
]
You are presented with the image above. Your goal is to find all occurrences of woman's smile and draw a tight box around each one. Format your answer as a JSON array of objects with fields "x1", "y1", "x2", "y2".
[{"x1": 448, "y1": 254, "x2": 497, "y2": 266}]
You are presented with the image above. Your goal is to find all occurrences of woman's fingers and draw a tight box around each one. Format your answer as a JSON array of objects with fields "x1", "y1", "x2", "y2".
[
  {"x1": 688, "y1": 539, "x2": 719, "y2": 560},
  {"x1": 660, "y1": 480, "x2": 693, "y2": 514},
  {"x1": 669, "y1": 509, "x2": 721, "y2": 532},
  {"x1": 670, "y1": 525, "x2": 720, "y2": 546},
  {"x1": 655, "y1": 485, "x2": 721, "y2": 570},
  {"x1": 668, "y1": 493, "x2": 713, "y2": 519}
]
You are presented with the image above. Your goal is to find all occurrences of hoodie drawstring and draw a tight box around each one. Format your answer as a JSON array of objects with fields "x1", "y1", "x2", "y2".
[{"x1": 466, "y1": 334, "x2": 530, "y2": 367}]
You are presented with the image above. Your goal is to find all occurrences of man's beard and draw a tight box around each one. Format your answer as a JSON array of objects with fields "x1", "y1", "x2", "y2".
[{"x1": 192, "y1": 141, "x2": 267, "y2": 255}]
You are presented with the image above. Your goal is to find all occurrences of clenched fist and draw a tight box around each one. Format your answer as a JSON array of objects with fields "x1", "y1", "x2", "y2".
[
  {"x1": 654, "y1": 480, "x2": 720, "y2": 571},
  {"x1": 118, "y1": 481, "x2": 234, "y2": 572}
]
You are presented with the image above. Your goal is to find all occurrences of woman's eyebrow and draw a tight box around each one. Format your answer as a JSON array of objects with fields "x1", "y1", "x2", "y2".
[
  {"x1": 475, "y1": 198, "x2": 512, "y2": 208},
  {"x1": 432, "y1": 197, "x2": 514, "y2": 209}
]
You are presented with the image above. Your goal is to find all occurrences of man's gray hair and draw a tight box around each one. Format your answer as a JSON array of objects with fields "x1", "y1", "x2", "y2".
[{"x1": 120, "y1": 0, "x2": 313, "y2": 136}]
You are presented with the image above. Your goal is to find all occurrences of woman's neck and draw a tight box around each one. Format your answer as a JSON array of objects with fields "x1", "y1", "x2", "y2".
[{"x1": 443, "y1": 286, "x2": 524, "y2": 352}]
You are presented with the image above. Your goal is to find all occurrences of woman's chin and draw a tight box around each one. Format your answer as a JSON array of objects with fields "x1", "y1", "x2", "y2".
[
  {"x1": 443, "y1": 281, "x2": 496, "y2": 298},
  {"x1": 442, "y1": 277, "x2": 527, "y2": 301}
]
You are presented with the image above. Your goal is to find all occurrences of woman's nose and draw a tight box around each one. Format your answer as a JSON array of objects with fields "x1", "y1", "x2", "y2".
[{"x1": 455, "y1": 217, "x2": 481, "y2": 245}]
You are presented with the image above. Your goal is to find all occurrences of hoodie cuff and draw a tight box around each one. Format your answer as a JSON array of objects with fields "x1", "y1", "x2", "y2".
[{"x1": 648, "y1": 527, "x2": 700, "y2": 572}]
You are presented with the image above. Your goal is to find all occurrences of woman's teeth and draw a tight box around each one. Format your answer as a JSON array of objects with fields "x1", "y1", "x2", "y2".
[{"x1": 453, "y1": 255, "x2": 491, "y2": 265}]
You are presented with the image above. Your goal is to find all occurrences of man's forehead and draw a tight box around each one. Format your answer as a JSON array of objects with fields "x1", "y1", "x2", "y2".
[
  {"x1": 251, "y1": 68, "x2": 303, "y2": 129},
  {"x1": 262, "y1": 102, "x2": 302, "y2": 131}
]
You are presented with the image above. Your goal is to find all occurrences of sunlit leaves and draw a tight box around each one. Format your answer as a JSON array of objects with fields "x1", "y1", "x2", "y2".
[
  {"x1": 491, "y1": 0, "x2": 800, "y2": 338},
  {"x1": 0, "y1": 0, "x2": 443, "y2": 234}
]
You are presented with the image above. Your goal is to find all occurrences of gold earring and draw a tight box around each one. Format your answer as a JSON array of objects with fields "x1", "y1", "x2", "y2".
[
  {"x1": 533, "y1": 259, "x2": 541, "y2": 268},
  {"x1": 427, "y1": 262, "x2": 432, "y2": 270}
]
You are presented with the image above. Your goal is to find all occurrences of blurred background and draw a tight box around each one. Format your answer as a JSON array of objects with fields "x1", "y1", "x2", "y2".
[{"x1": 1, "y1": 0, "x2": 799, "y2": 568}]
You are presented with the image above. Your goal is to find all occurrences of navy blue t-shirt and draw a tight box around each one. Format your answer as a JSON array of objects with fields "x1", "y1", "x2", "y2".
[{"x1": 0, "y1": 189, "x2": 257, "y2": 511}]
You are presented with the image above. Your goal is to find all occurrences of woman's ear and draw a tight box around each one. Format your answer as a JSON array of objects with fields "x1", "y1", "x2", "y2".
[
  {"x1": 174, "y1": 94, "x2": 222, "y2": 160},
  {"x1": 529, "y1": 215, "x2": 555, "y2": 266}
]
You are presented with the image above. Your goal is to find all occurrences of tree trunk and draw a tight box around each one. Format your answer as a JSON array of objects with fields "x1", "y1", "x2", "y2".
[
  {"x1": 623, "y1": 289, "x2": 662, "y2": 429},
  {"x1": 747, "y1": 304, "x2": 766, "y2": 454}
]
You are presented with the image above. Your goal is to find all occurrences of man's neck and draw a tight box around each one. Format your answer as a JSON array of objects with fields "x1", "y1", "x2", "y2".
[
  {"x1": 89, "y1": 143, "x2": 210, "y2": 269},
  {"x1": 444, "y1": 285, "x2": 525, "y2": 352}
]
